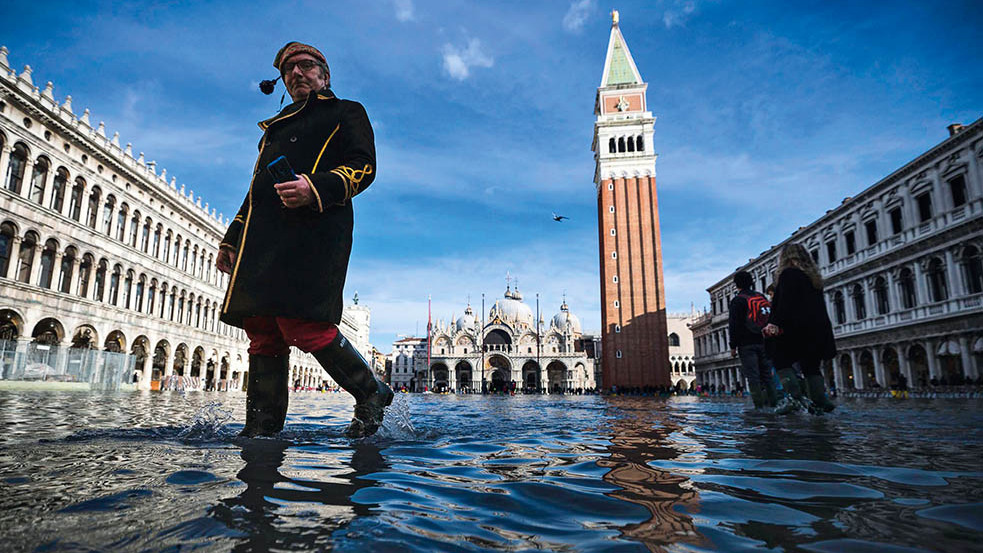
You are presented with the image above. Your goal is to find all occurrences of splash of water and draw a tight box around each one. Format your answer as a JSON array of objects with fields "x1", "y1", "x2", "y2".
[
  {"x1": 178, "y1": 401, "x2": 233, "y2": 441},
  {"x1": 378, "y1": 394, "x2": 416, "y2": 440}
]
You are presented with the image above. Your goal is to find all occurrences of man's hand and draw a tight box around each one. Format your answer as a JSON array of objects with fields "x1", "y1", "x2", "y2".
[
  {"x1": 763, "y1": 323, "x2": 781, "y2": 337},
  {"x1": 217, "y1": 246, "x2": 236, "y2": 274},
  {"x1": 274, "y1": 176, "x2": 315, "y2": 208}
]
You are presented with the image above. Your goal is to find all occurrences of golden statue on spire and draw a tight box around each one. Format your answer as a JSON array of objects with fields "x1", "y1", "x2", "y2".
[{"x1": 612, "y1": 10, "x2": 620, "y2": 26}]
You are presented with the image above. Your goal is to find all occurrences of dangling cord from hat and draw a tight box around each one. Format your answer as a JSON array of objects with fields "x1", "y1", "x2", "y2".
[{"x1": 259, "y1": 76, "x2": 287, "y2": 110}]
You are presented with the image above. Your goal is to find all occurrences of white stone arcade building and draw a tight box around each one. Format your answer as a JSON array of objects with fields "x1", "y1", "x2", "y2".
[{"x1": 421, "y1": 286, "x2": 597, "y2": 393}]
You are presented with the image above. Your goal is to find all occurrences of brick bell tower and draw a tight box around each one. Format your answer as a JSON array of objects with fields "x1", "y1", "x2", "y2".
[{"x1": 593, "y1": 10, "x2": 670, "y2": 389}]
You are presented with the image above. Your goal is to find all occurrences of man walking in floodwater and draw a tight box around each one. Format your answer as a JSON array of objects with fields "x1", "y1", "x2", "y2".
[{"x1": 217, "y1": 41, "x2": 392, "y2": 438}]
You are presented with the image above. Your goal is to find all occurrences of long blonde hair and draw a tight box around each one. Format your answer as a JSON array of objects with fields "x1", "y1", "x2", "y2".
[{"x1": 778, "y1": 243, "x2": 823, "y2": 289}]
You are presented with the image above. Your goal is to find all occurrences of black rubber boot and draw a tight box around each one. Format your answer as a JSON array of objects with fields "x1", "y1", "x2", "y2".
[
  {"x1": 312, "y1": 333, "x2": 394, "y2": 438},
  {"x1": 240, "y1": 354, "x2": 290, "y2": 437},
  {"x1": 806, "y1": 374, "x2": 836, "y2": 413}
]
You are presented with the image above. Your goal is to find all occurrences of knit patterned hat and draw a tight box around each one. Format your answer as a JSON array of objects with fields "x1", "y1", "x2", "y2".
[{"x1": 273, "y1": 42, "x2": 327, "y2": 72}]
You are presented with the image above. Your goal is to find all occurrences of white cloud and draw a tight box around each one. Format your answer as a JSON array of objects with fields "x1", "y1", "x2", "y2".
[
  {"x1": 562, "y1": 0, "x2": 595, "y2": 33},
  {"x1": 394, "y1": 0, "x2": 414, "y2": 22},
  {"x1": 663, "y1": 0, "x2": 698, "y2": 28},
  {"x1": 441, "y1": 38, "x2": 494, "y2": 80}
]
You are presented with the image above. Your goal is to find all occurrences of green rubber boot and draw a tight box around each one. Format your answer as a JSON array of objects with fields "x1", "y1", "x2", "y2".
[
  {"x1": 748, "y1": 384, "x2": 765, "y2": 409},
  {"x1": 763, "y1": 379, "x2": 778, "y2": 408},
  {"x1": 775, "y1": 368, "x2": 806, "y2": 415},
  {"x1": 806, "y1": 374, "x2": 836, "y2": 413}
]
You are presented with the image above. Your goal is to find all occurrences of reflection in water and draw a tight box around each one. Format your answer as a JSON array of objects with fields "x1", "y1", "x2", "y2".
[
  {"x1": 212, "y1": 440, "x2": 387, "y2": 551},
  {"x1": 598, "y1": 399, "x2": 707, "y2": 552},
  {"x1": 0, "y1": 392, "x2": 980, "y2": 552}
]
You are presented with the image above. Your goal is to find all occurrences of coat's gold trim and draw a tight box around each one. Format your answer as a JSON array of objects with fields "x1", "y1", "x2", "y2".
[
  {"x1": 330, "y1": 164, "x2": 374, "y2": 200},
  {"x1": 258, "y1": 95, "x2": 310, "y2": 130},
  {"x1": 222, "y1": 139, "x2": 267, "y2": 315},
  {"x1": 312, "y1": 123, "x2": 341, "y2": 173},
  {"x1": 301, "y1": 173, "x2": 323, "y2": 212}
]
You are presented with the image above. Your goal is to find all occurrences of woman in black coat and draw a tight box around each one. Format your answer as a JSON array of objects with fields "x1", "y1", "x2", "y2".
[{"x1": 764, "y1": 243, "x2": 837, "y2": 412}]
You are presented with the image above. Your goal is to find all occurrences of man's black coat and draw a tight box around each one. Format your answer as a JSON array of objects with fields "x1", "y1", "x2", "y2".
[{"x1": 220, "y1": 88, "x2": 375, "y2": 328}]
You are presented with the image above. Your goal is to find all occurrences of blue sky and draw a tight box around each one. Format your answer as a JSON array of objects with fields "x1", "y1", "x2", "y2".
[{"x1": 2, "y1": 1, "x2": 980, "y2": 352}]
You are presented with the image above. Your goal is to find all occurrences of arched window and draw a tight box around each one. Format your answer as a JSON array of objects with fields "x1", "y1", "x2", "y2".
[
  {"x1": 129, "y1": 210, "x2": 140, "y2": 247},
  {"x1": 50, "y1": 168, "x2": 68, "y2": 212},
  {"x1": 58, "y1": 246, "x2": 76, "y2": 293},
  {"x1": 94, "y1": 259, "x2": 108, "y2": 302},
  {"x1": 5, "y1": 143, "x2": 28, "y2": 193},
  {"x1": 141, "y1": 218, "x2": 151, "y2": 252},
  {"x1": 152, "y1": 225, "x2": 162, "y2": 258},
  {"x1": 898, "y1": 267, "x2": 916, "y2": 309},
  {"x1": 198, "y1": 250, "x2": 206, "y2": 279},
  {"x1": 636, "y1": 135, "x2": 644, "y2": 151},
  {"x1": 851, "y1": 283, "x2": 866, "y2": 320},
  {"x1": 38, "y1": 238, "x2": 58, "y2": 288},
  {"x1": 169, "y1": 290, "x2": 177, "y2": 321},
  {"x1": 29, "y1": 156, "x2": 49, "y2": 204},
  {"x1": 86, "y1": 186, "x2": 101, "y2": 228},
  {"x1": 196, "y1": 300, "x2": 202, "y2": 328},
  {"x1": 78, "y1": 253, "x2": 93, "y2": 298},
  {"x1": 873, "y1": 276, "x2": 889, "y2": 315},
  {"x1": 116, "y1": 203, "x2": 129, "y2": 241},
  {"x1": 206, "y1": 254, "x2": 213, "y2": 283},
  {"x1": 927, "y1": 258, "x2": 948, "y2": 302},
  {"x1": 182, "y1": 241, "x2": 190, "y2": 271},
  {"x1": 190, "y1": 245, "x2": 198, "y2": 274},
  {"x1": 134, "y1": 274, "x2": 145, "y2": 312},
  {"x1": 961, "y1": 245, "x2": 983, "y2": 295},
  {"x1": 123, "y1": 269, "x2": 134, "y2": 309},
  {"x1": 17, "y1": 232, "x2": 38, "y2": 283},
  {"x1": 668, "y1": 332, "x2": 680, "y2": 347},
  {"x1": 102, "y1": 195, "x2": 115, "y2": 236},
  {"x1": 109, "y1": 264, "x2": 122, "y2": 305},
  {"x1": 177, "y1": 294, "x2": 186, "y2": 323},
  {"x1": 0, "y1": 222, "x2": 15, "y2": 276},
  {"x1": 608, "y1": 137, "x2": 616, "y2": 153},
  {"x1": 833, "y1": 291, "x2": 846, "y2": 324},
  {"x1": 174, "y1": 235, "x2": 183, "y2": 267},
  {"x1": 68, "y1": 177, "x2": 85, "y2": 221},
  {"x1": 618, "y1": 137, "x2": 625, "y2": 153},
  {"x1": 627, "y1": 135, "x2": 635, "y2": 152}
]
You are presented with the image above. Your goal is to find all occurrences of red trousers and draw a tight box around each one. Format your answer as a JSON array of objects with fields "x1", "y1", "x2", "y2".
[{"x1": 243, "y1": 316, "x2": 339, "y2": 356}]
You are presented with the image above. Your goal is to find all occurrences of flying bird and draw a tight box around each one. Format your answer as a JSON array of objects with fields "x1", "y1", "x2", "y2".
[{"x1": 552, "y1": 212, "x2": 569, "y2": 222}]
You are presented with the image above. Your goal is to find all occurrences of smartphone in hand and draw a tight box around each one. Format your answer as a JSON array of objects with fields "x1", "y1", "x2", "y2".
[{"x1": 267, "y1": 156, "x2": 297, "y2": 183}]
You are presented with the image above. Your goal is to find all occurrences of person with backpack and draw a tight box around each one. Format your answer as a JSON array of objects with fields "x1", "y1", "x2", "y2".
[
  {"x1": 763, "y1": 243, "x2": 837, "y2": 413},
  {"x1": 728, "y1": 271, "x2": 777, "y2": 409}
]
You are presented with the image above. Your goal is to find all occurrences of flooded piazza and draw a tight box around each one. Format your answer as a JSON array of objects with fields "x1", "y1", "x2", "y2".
[{"x1": 0, "y1": 390, "x2": 980, "y2": 552}]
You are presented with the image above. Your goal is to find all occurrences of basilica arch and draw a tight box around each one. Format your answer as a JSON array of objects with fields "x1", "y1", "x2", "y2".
[
  {"x1": 546, "y1": 360, "x2": 567, "y2": 393},
  {"x1": 487, "y1": 354, "x2": 511, "y2": 392},
  {"x1": 521, "y1": 360, "x2": 540, "y2": 391},
  {"x1": 455, "y1": 360, "x2": 473, "y2": 392}
]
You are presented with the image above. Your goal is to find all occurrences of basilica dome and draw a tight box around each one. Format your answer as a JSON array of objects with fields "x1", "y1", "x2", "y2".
[
  {"x1": 551, "y1": 300, "x2": 582, "y2": 334},
  {"x1": 489, "y1": 287, "x2": 535, "y2": 327},
  {"x1": 456, "y1": 305, "x2": 478, "y2": 332}
]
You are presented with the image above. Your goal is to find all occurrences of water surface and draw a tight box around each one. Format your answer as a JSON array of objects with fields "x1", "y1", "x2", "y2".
[{"x1": 0, "y1": 391, "x2": 980, "y2": 552}]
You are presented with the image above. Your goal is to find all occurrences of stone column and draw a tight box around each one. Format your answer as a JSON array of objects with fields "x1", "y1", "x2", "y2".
[
  {"x1": 27, "y1": 242, "x2": 42, "y2": 286},
  {"x1": 449, "y1": 367, "x2": 457, "y2": 392},
  {"x1": 68, "y1": 256, "x2": 81, "y2": 296},
  {"x1": 958, "y1": 335, "x2": 976, "y2": 379},
  {"x1": 872, "y1": 347, "x2": 886, "y2": 387},
  {"x1": 925, "y1": 339, "x2": 939, "y2": 380},
  {"x1": 50, "y1": 251, "x2": 63, "y2": 290},
  {"x1": 897, "y1": 343, "x2": 913, "y2": 386},
  {"x1": 831, "y1": 356, "x2": 844, "y2": 391},
  {"x1": 944, "y1": 248, "x2": 961, "y2": 299},
  {"x1": 5, "y1": 236, "x2": 22, "y2": 280},
  {"x1": 886, "y1": 270, "x2": 899, "y2": 313},
  {"x1": 37, "y1": 160, "x2": 53, "y2": 208},
  {"x1": 849, "y1": 350, "x2": 862, "y2": 390},
  {"x1": 913, "y1": 260, "x2": 930, "y2": 305},
  {"x1": 0, "y1": 145, "x2": 12, "y2": 191}
]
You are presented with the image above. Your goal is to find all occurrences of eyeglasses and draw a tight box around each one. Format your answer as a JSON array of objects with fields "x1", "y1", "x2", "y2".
[{"x1": 282, "y1": 59, "x2": 320, "y2": 74}]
